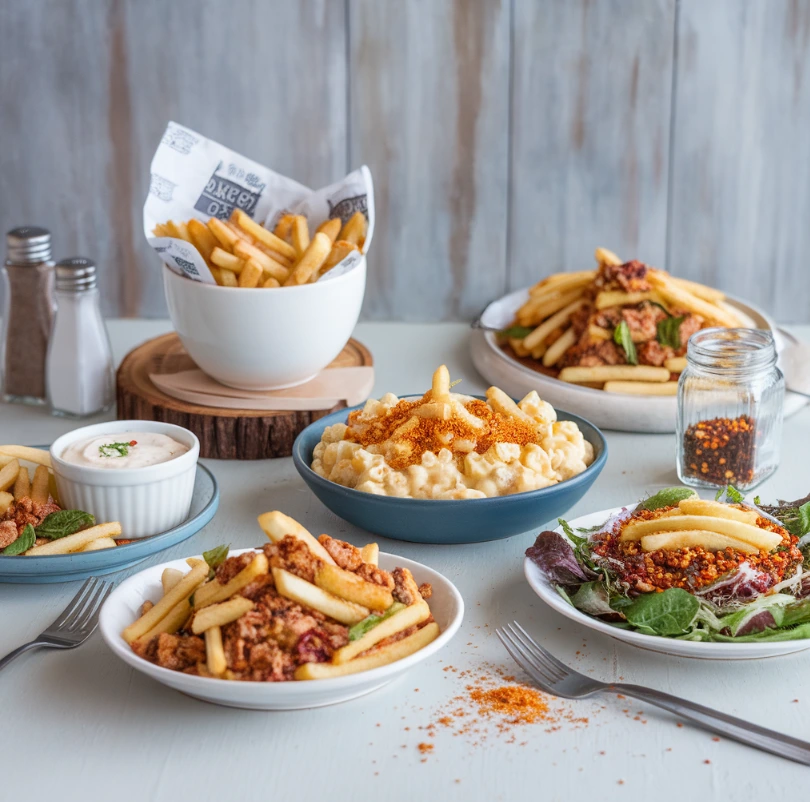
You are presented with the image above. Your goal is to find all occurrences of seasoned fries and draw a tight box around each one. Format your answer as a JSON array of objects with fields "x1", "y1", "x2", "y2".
[
  {"x1": 124, "y1": 512, "x2": 441, "y2": 683},
  {"x1": 154, "y1": 207, "x2": 367, "y2": 288},
  {"x1": 27, "y1": 521, "x2": 123, "y2": 556},
  {"x1": 501, "y1": 248, "x2": 752, "y2": 395}
]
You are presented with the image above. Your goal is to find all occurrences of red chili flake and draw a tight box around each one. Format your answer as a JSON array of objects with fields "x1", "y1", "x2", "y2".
[
  {"x1": 712, "y1": 737, "x2": 720, "y2": 742},
  {"x1": 682, "y1": 415, "x2": 756, "y2": 486},
  {"x1": 129, "y1": 440, "x2": 138, "y2": 446},
  {"x1": 704, "y1": 759, "x2": 711, "y2": 765}
]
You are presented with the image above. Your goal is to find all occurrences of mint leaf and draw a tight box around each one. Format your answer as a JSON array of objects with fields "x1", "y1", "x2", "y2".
[
  {"x1": 656, "y1": 316, "x2": 685, "y2": 349},
  {"x1": 637, "y1": 487, "x2": 697, "y2": 511},
  {"x1": 2, "y1": 524, "x2": 35, "y2": 556},
  {"x1": 714, "y1": 485, "x2": 744, "y2": 504},
  {"x1": 499, "y1": 326, "x2": 533, "y2": 339},
  {"x1": 35, "y1": 510, "x2": 95, "y2": 540},
  {"x1": 613, "y1": 320, "x2": 638, "y2": 365},
  {"x1": 348, "y1": 602, "x2": 406, "y2": 641},
  {"x1": 202, "y1": 544, "x2": 230, "y2": 579}
]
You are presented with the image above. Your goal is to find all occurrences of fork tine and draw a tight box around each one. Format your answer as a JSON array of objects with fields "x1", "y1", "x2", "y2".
[
  {"x1": 75, "y1": 582, "x2": 113, "y2": 637},
  {"x1": 498, "y1": 626, "x2": 559, "y2": 686},
  {"x1": 68, "y1": 580, "x2": 112, "y2": 633},
  {"x1": 513, "y1": 622, "x2": 572, "y2": 677},
  {"x1": 506, "y1": 623, "x2": 567, "y2": 681},
  {"x1": 496, "y1": 629, "x2": 554, "y2": 691},
  {"x1": 48, "y1": 578, "x2": 99, "y2": 630},
  {"x1": 58, "y1": 578, "x2": 102, "y2": 631}
]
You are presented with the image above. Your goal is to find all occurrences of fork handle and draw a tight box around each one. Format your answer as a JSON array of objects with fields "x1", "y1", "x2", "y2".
[
  {"x1": 613, "y1": 683, "x2": 810, "y2": 766},
  {"x1": 0, "y1": 641, "x2": 43, "y2": 673}
]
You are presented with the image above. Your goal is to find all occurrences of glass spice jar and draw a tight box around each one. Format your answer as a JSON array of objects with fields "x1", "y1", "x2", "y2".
[{"x1": 676, "y1": 328, "x2": 784, "y2": 492}]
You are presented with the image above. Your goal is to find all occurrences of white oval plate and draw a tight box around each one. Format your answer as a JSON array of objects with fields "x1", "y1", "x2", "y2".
[
  {"x1": 100, "y1": 549, "x2": 464, "y2": 709},
  {"x1": 472, "y1": 289, "x2": 808, "y2": 433},
  {"x1": 524, "y1": 506, "x2": 810, "y2": 660}
]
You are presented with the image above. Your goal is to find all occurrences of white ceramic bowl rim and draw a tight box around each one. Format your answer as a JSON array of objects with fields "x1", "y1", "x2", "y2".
[
  {"x1": 524, "y1": 505, "x2": 809, "y2": 657},
  {"x1": 50, "y1": 420, "x2": 200, "y2": 481},
  {"x1": 101, "y1": 548, "x2": 464, "y2": 691}
]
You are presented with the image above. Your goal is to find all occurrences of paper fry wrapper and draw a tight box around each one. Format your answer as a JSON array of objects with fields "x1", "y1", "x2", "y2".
[{"x1": 143, "y1": 121, "x2": 374, "y2": 284}]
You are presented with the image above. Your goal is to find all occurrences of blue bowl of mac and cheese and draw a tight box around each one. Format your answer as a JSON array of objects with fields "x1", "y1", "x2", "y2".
[{"x1": 292, "y1": 395, "x2": 607, "y2": 545}]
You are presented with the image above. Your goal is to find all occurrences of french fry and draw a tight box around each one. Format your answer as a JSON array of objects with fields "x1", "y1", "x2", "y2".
[
  {"x1": 314, "y1": 562, "x2": 394, "y2": 611},
  {"x1": 187, "y1": 219, "x2": 218, "y2": 263},
  {"x1": 220, "y1": 269, "x2": 238, "y2": 287},
  {"x1": 48, "y1": 474, "x2": 59, "y2": 505},
  {"x1": 162, "y1": 567, "x2": 184, "y2": 595},
  {"x1": 664, "y1": 357, "x2": 687, "y2": 373},
  {"x1": 223, "y1": 218, "x2": 253, "y2": 244},
  {"x1": 134, "y1": 597, "x2": 193, "y2": 645},
  {"x1": 518, "y1": 289, "x2": 583, "y2": 328},
  {"x1": 210, "y1": 247, "x2": 246, "y2": 273},
  {"x1": 191, "y1": 597, "x2": 254, "y2": 634},
  {"x1": 262, "y1": 276, "x2": 281, "y2": 288},
  {"x1": 640, "y1": 530, "x2": 758, "y2": 555},
  {"x1": 257, "y1": 511, "x2": 336, "y2": 564},
  {"x1": 530, "y1": 341, "x2": 548, "y2": 360},
  {"x1": 360, "y1": 543, "x2": 379, "y2": 567},
  {"x1": 415, "y1": 402, "x2": 452, "y2": 420},
  {"x1": 192, "y1": 553, "x2": 269, "y2": 609},
  {"x1": 153, "y1": 223, "x2": 169, "y2": 237},
  {"x1": 237, "y1": 257, "x2": 263, "y2": 288},
  {"x1": 603, "y1": 381, "x2": 679, "y2": 396},
  {"x1": 290, "y1": 215, "x2": 310, "y2": 258},
  {"x1": 165, "y1": 220, "x2": 191, "y2": 243},
  {"x1": 0, "y1": 491, "x2": 13, "y2": 515},
  {"x1": 587, "y1": 324, "x2": 612, "y2": 341},
  {"x1": 558, "y1": 365, "x2": 671, "y2": 384},
  {"x1": 594, "y1": 291, "x2": 653, "y2": 310},
  {"x1": 283, "y1": 233, "x2": 331, "y2": 286},
  {"x1": 205, "y1": 626, "x2": 227, "y2": 676},
  {"x1": 509, "y1": 336, "x2": 531, "y2": 358},
  {"x1": 678, "y1": 498, "x2": 759, "y2": 526},
  {"x1": 542, "y1": 327, "x2": 577, "y2": 367},
  {"x1": 320, "y1": 240, "x2": 359, "y2": 275},
  {"x1": 295, "y1": 622, "x2": 440, "y2": 680},
  {"x1": 523, "y1": 299, "x2": 585, "y2": 350},
  {"x1": 316, "y1": 218, "x2": 341, "y2": 243},
  {"x1": 432, "y1": 364, "x2": 451, "y2": 400},
  {"x1": 250, "y1": 239, "x2": 294, "y2": 269},
  {"x1": 529, "y1": 271, "x2": 595, "y2": 294},
  {"x1": 647, "y1": 272, "x2": 740, "y2": 327},
  {"x1": 273, "y1": 214, "x2": 295, "y2": 242},
  {"x1": 206, "y1": 217, "x2": 239, "y2": 251},
  {"x1": 233, "y1": 240, "x2": 289, "y2": 282},
  {"x1": 31, "y1": 465, "x2": 49, "y2": 505},
  {"x1": 0, "y1": 446, "x2": 51, "y2": 468},
  {"x1": 486, "y1": 386, "x2": 535, "y2": 424},
  {"x1": 13, "y1": 467, "x2": 30, "y2": 499},
  {"x1": 209, "y1": 266, "x2": 224, "y2": 285},
  {"x1": 620, "y1": 515, "x2": 783, "y2": 551},
  {"x1": 670, "y1": 276, "x2": 725, "y2": 303},
  {"x1": 232, "y1": 209, "x2": 296, "y2": 261},
  {"x1": 338, "y1": 211, "x2": 367, "y2": 247},
  {"x1": 273, "y1": 567, "x2": 369, "y2": 625},
  {"x1": 0, "y1": 459, "x2": 20, "y2": 493},
  {"x1": 595, "y1": 247, "x2": 622, "y2": 266},
  {"x1": 81, "y1": 537, "x2": 117, "y2": 552},
  {"x1": 27, "y1": 521, "x2": 123, "y2": 556},
  {"x1": 122, "y1": 561, "x2": 208, "y2": 644},
  {"x1": 332, "y1": 600, "x2": 431, "y2": 664}
]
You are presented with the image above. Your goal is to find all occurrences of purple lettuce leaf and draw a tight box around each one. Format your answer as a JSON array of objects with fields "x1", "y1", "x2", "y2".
[{"x1": 526, "y1": 531, "x2": 592, "y2": 587}]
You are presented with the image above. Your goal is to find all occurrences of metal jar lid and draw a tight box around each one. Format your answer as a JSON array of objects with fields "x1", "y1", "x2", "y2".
[
  {"x1": 55, "y1": 257, "x2": 97, "y2": 291},
  {"x1": 6, "y1": 226, "x2": 52, "y2": 264}
]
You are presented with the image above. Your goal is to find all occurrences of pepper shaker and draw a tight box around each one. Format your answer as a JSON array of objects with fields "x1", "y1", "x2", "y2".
[
  {"x1": 1, "y1": 226, "x2": 55, "y2": 404},
  {"x1": 45, "y1": 257, "x2": 115, "y2": 417}
]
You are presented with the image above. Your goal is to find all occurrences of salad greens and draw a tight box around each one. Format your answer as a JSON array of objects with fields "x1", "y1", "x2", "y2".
[{"x1": 527, "y1": 485, "x2": 810, "y2": 643}]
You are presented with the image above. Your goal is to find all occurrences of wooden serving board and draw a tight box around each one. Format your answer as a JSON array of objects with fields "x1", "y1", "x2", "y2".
[{"x1": 116, "y1": 333, "x2": 372, "y2": 460}]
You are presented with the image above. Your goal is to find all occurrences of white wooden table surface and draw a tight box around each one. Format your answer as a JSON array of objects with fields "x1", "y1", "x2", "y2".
[{"x1": 1, "y1": 320, "x2": 809, "y2": 802}]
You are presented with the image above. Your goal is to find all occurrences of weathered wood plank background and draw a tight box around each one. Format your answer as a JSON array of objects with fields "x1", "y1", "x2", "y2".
[{"x1": 1, "y1": 0, "x2": 808, "y2": 322}]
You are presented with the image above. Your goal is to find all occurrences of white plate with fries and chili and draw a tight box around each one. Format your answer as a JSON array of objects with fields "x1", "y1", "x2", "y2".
[
  {"x1": 99, "y1": 512, "x2": 463, "y2": 709},
  {"x1": 471, "y1": 247, "x2": 807, "y2": 433}
]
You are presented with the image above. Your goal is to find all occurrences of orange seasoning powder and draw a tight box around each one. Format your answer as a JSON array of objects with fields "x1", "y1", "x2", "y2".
[{"x1": 345, "y1": 394, "x2": 541, "y2": 471}]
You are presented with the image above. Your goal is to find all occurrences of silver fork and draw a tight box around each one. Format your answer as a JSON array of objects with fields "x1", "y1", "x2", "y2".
[
  {"x1": 0, "y1": 577, "x2": 114, "y2": 672},
  {"x1": 498, "y1": 621, "x2": 810, "y2": 765}
]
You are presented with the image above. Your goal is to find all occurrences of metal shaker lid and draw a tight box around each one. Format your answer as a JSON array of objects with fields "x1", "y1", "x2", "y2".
[
  {"x1": 6, "y1": 226, "x2": 52, "y2": 264},
  {"x1": 55, "y1": 257, "x2": 97, "y2": 291}
]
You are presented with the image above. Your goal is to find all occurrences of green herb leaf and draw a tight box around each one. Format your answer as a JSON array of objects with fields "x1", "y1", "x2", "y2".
[
  {"x1": 202, "y1": 544, "x2": 230, "y2": 579},
  {"x1": 99, "y1": 441, "x2": 134, "y2": 458},
  {"x1": 1, "y1": 523, "x2": 36, "y2": 556},
  {"x1": 348, "y1": 602, "x2": 406, "y2": 642},
  {"x1": 499, "y1": 325, "x2": 533, "y2": 339},
  {"x1": 622, "y1": 588, "x2": 700, "y2": 636},
  {"x1": 656, "y1": 316, "x2": 685, "y2": 349},
  {"x1": 637, "y1": 487, "x2": 697, "y2": 512},
  {"x1": 569, "y1": 582, "x2": 615, "y2": 616},
  {"x1": 714, "y1": 485, "x2": 745, "y2": 504},
  {"x1": 613, "y1": 320, "x2": 638, "y2": 365},
  {"x1": 35, "y1": 509, "x2": 95, "y2": 540}
]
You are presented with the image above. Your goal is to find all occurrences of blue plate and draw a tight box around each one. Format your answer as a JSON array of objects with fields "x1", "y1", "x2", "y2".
[
  {"x1": 0, "y1": 463, "x2": 219, "y2": 584},
  {"x1": 292, "y1": 401, "x2": 607, "y2": 544}
]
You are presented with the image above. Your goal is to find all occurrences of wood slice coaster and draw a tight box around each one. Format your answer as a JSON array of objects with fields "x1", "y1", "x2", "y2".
[{"x1": 116, "y1": 333, "x2": 372, "y2": 460}]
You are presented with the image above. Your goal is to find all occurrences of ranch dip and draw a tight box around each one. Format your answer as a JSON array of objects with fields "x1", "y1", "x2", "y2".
[{"x1": 60, "y1": 432, "x2": 189, "y2": 469}]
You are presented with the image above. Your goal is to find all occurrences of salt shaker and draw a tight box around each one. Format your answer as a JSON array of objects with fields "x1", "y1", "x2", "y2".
[
  {"x1": 46, "y1": 257, "x2": 115, "y2": 417},
  {"x1": 1, "y1": 226, "x2": 55, "y2": 404}
]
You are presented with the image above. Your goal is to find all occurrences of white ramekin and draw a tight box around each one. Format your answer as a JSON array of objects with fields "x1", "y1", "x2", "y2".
[
  {"x1": 163, "y1": 258, "x2": 366, "y2": 391},
  {"x1": 50, "y1": 421, "x2": 200, "y2": 539}
]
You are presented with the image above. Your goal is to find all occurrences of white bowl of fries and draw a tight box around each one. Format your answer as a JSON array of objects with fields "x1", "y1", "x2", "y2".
[
  {"x1": 99, "y1": 545, "x2": 463, "y2": 710},
  {"x1": 163, "y1": 257, "x2": 366, "y2": 390}
]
